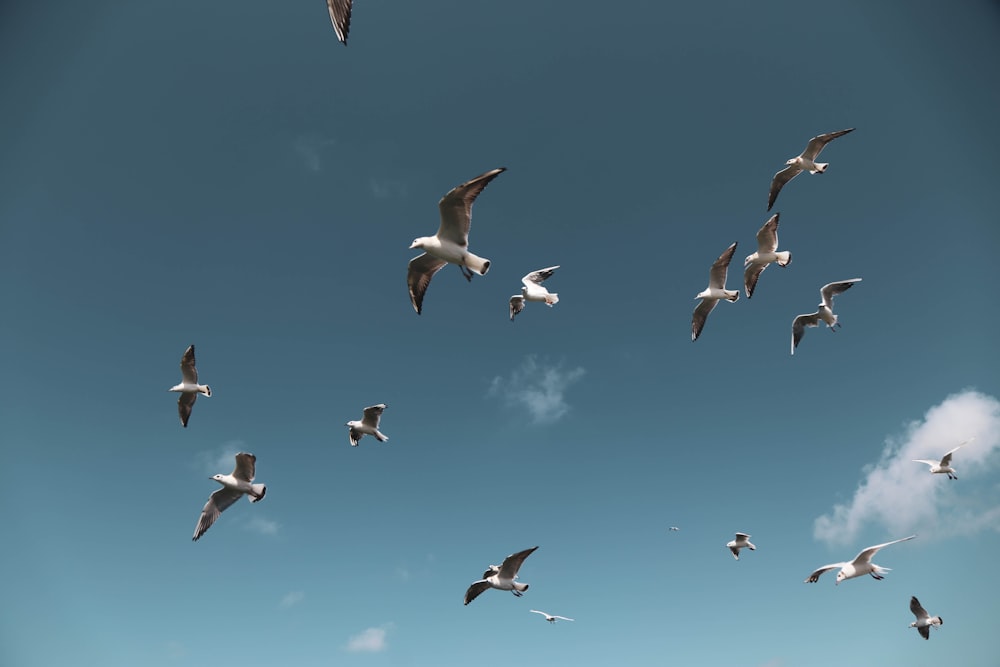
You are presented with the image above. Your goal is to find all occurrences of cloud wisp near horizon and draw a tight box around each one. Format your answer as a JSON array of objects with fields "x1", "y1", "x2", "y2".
[{"x1": 488, "y1": 355, "x2": 585, "y2": 424}]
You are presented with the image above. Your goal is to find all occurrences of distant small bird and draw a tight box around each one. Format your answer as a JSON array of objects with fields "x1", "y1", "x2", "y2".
[
  {"x1": 909, "y1": 596, "x2": 943, "y2": 640},
  {"x1": 669, "y1": 526, "x2": 680, "y2": 532},
  {"x1": 692, "y1": 242, "x2": 740, "y2": 341},
  {"x1": 530, "y1": 610, "x2": 574, "y2": 623},
  {"x1": 192, "y1": 452, "x2": 267, "y2": 541},
  {"x1": 510, "y1": 266, "x2": 560, "y2": 321},
  {"x1": 791, "y1": 278, "x2": 862, "y2": 354},
  {"x1": 913, "y1": 438, "x2": 973, "y2": 480},
  {"x1": 768, "y1": 128, "x2": 855, "y2": 211},
  {"x1": 327, "y1": 0, "x2": 353, "y2": 45},
  {"x1": 727, "y1": 532, "x2": 756, "y2": 560},
  {"x1": 408, "y1": 168, "x2": 505, "y2": 314},
  {"x1": 743, "y1": 213, "x2": 792, "y2": 299},
  {"x1": 169, "y1": 345, "x2": 211, "y2": 428},
  {"x1": 345, "y1": 404, "x2": 389, "y2": 447},
  {"x1": 464, "y1": 546, "x2": 538, "y2": 605},
  {"x1": 805, "y1": 535, "x2": 916, "y2": 585}
]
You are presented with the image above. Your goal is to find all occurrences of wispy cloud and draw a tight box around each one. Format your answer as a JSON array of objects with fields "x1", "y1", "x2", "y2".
[
  {"x1": 292, "y1": 134, "x2": 336, "y2": 172},
  {"x1": 489, "y1": 356, "x2": 585, "y2": 424},
  {"x1": 245, "y1": 516, "x2": 279, "y2": 537},
  {"x1": 345, "y1": 624, "x2": 393, "y2": 653},
  {"x1": 194, "y1": 441, "x2": 245, "y2": 475},
  {"x1": 369, "y1": 177, "x2": 408, "y2": 199},
  {"x1": 814, "y1": 390, "x2": 1000, "y2": 546},
  {"x1": 278, "y1": 591, "x2": 304, "y2": 609}
]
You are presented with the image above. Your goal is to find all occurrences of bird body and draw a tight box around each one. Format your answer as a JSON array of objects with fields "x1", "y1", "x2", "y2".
[
  {"x1": 727, "y1": 532, "x2": 756, "y2": 560},
  {"x1": 744, "y1": 213, "x2": 791, "y2": 299},
  {"x1": 805, "y1": 535, "x2": 916, "y2": 585},
  {"x1": 768, "y1": 129, "x2": 855, "y2": 211},
  {"x1": 192, "y1": 452, "x2": 266, "y2": 541},
  {"x1": 464, "y1": 546, "x2": 538, "y2": 605},
  {"x1": 791, "y1": 279, "x2": 862, "y2": 354},
  {"x1": 510, "y1": 266, "x2": 560, "y2": 321},
  {"x1": 913, "y1": 438, "x2": 972, "y2": 480},
  {"x1": 346, "y1": 404, "x2": 389, "y2": 447},
  {"x1": 909, "y1": 596, "x2": 943, "y2": 640},
  {"x1": 169, "y1": 345, "x2": 211, "y2": 428},
  {"x1": 692, "y1": 242, "x2": 740, "y2": 341},
  {"x1": 530, "y1": 609, "x2": 574, "y2": 623}
]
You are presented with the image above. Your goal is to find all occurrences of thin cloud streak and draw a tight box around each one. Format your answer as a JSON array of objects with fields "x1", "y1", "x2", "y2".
[
  {"x1": 814, "y1": 390, "x2": 1000, "y2": 546},
  {"x1": 345, "y1": 625, "x2": 392, "y2": 653},
  {"x1": 278, "y1": 591, "x2": 304, "y2": 609},
  {"x1": 489, "y1": 355, "x2": 585, "y2": 424}
]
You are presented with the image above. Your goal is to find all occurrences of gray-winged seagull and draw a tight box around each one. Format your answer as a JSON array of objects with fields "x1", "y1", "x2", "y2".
[
  {"x1": 530, "y1": 610, "x2": 574, "y2": 623},
  {"x1": 791, "y1": 278, "x2": 862, "y2": 354},
  {"x1": 909, "y1": 596, "x2": 943, "y2": 640},
  {"x1": 692, "y1": 242, "x2": 739, "y2": 341},
  {"x1": 913, "y1": 437, "x2": 973, "y2": 480},
  {"x1": 327, "y1": 0, "x2": 353, "y2": 44},
  {"x1": 346, "y1": 404, "x2": 389, "y2": 447},
  {"x1": 768, "y1": 128, "x2": 855, "y2": 211},
  {"x1": 727, "y1": 533, "x2": 756, "y2": 560},
  {"x1": 510, "y1": 265, "x2": 560, "y2": 321},
  {"x1": 464, "y1": 546, "x2": 538, "y2": 605},
  {"x1": 407, "y1": 167, "x2": 505, "y2": 314},
  {"x1": 169, "y1": 345, "x2": 211, "y2": 428},
  {"x1": 804, "y1": 535, "x2": 916, "y2": 585},
  {"x1": 192, "y1": 452, "x2": 267, "y2": 541},
  {"x1": 744, "y1": 213, "x2": 791, "y2": 299}
]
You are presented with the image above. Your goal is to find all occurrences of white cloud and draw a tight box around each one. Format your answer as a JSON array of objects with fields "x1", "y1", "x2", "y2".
[
  {"x1": 345, "y1": 625, "x2": 392, "y2": 653},
  {"x1": 489, "y1": 355, "x2": 585, "y2": 424},
  {"x1": 292, "y1": 134, "x2": 336, "y2": 172},
  {"x1": 813, "y1": 390, "x2": 1000, "y2": 546},
  {"x1": 245, "y1": 516, "x2": 279, "y2": 536},
  {"x1": 194, "y1": 441, "x2": 245, "y2": 475},
  {"x1": 278, "y1": 591, "x2": 304, "y2": 609}
]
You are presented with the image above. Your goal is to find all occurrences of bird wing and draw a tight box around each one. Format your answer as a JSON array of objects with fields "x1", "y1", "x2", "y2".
[
  {"x1": 178, "y1": 392, "x2": 197, "y2": 428},
  {"x1": 735, "y1": 532, "x2": 751, "y2": 540},
  {"x1": 791, "y1": 312, "x2": 821, "y2": 354},
  {"x1": 708, "y1": 242, "x2": 737, "y2": 289},
  {"x1": 910, "y1": 596, "x2": 929, "y2": 621},
  {"x1": 192, "y1": 486, "x2": 244, "y2": 541},
  {"x1": 498, "y1": 546, "x2": 539, "y2": 579},
  {"x1": 180, "y1": 345, "x2": 199, "y2": 384},
  {"x1": 911, "y1": 459, "x2": 937, "y2": 468},
  {"x1": 853, "y1": 535, "x2": 917, "y2": 565},
  {"x1": 819, "y1": 278, "x2": 862, "y2": 308},
  {"x1": 756, "y1": 213, "x2": 780, "y2": 253},
  {"x1": 691, "y1": 298, "x2": 719, "y2": 342},
  {"x1": 804, "y1": 563, "x2": 844, "y2": 583},
  {"x1": 522, "y1": 266, "x2": 560, "y2": 287},
  {"x1": 407, "y1": 252, "x2": 448, "y2": 314},
  {"x1": 232, "y1": 452, "x2": 257, "y2": 482},
  {"x1": 801, "y1": 128, "x2": 855, "y2": 161},
  {"x1": 349, "y1": 427, "x2": 362, "y2": 447},
  {"x1": 362, "y1": 404, "x2": 386, "y2": 428},
  {"x1": 918, "y1": 624, "x2": 930, "y2": 640},
  {"x1": 509, "y1": 295, "x2": 525, "y2": 321},
  {"x1": 729, "y1": 545, "x2": 741, "y2": 559},
  {"x1": 326, "y1": 0, "x2": 353, "y2": 44},
  {"x1": 768, "y1": 164, "x2": 801, "y2": 211},
  {"x1": 464, "y1": 580, "x2": 492, "y2": 605},
  {"x1": 436, "y1": 167, "x2": 506, "y2": 246},
  {"x1": 553, "y1": 616, "x2": 574, "y2": 621},
  {"x1": 529, "y1": 609, "x2": 548, "y2": 616},
  {"x1": 743, "y1": 261, "x2": 767, "y2": 299},
  {"x1": 940, "y1": 438, "x2": 972, "y2": 466}
]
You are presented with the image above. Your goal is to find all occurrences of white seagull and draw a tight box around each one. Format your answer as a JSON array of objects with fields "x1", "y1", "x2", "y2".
[
  {"x1": 345, "y1": 404, "x2": 389, "y2": 447},
  {"x1": 727, "y1": 533, "x2": 756, "y2": 560},
  {"x1": 791, "y1": 278, "x2": 862, "y2": 354},
  {"x1": 804, "y1": 535, "x2": 916, "y2": 585},
  {"x1": 464, "y1": 546, "x2": 538, "y2": 605},
  {"x1": 192, "y1": 452, "x2": 267, "y2": 541},
  {"x1": 692, "y1": 242, "x2": 739, "y2": 341},
  {"x1": 768, "y1": 128, "x2": 855, "y2": 211},
  {"x1": 669, "y1": 526, "x2": 681, "y2": 531},
  {"x1": 327, "y1": 0, "x2": 353, "y2": 45},
  {"x1": 408, "y1": 167, "x2": 505, "y2": 314},
  {"x1": 909, "y1": 596, "x2": 943, "y2": 640},
  {"x1": 168, "y1": 345, "x2": 211, "y2": 428},
  {"x1": 744, "y1": 213, "x2": 792, "y2": 299},
  {"x1": 509, "y1": 265, "x2": 560, "y2": 321},
  {"x1": 530, "y1": 610, "x2": 574, "y2": 624},
  {"x1": 913, "y1": 437, "x2": 972, "y2": 480}
]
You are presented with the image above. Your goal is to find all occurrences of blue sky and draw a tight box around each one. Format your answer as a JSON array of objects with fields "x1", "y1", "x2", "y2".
[{"x1": 2, "y1": 1, "x2": 999, "y2": 665}]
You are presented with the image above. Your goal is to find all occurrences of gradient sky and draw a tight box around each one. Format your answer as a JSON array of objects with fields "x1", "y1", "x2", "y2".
[{"x1": 2, "y1": 1, "x2": 999, "y2": 666}]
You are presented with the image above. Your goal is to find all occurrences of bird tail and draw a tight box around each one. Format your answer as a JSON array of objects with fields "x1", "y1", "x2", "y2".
[
  {"x1": 465, "y1": 253, "x2": 490, "y2": 276},
  {"x1": 811, "y1": 162, "x2": 829, "y2": 174},
  {"x1": 871, "y1": 564, "x2": 890, "y2": 579},
  {"x1": 546, "y1": 293, "x2": 559, "y2": 306},
  {"x1": 514, "y1": 582, "x2": 529, "y2": 593},
  {"x1": 747, "y1": 541, "x2": 756, "y2": 551},
  {"x1": 202, "y1": 385, "x2": 212, "y2": 397},
  {"x1": 726, "y1": 290, "x2": 740, "y2": 302},
  {"x1": 249, "y1": 484, "x2": 266, "y2": 502},
  {"x1": 776, "y1": 251, "x2": 791, "y2": 267},
  {"x1": 375, "y1": 431, "x2": 389, "y2": 443}
]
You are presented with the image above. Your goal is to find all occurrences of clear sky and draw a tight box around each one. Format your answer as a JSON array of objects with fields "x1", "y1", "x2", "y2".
[{"x1": 2, "y1": 1, "x2": 999, "y2": 666}]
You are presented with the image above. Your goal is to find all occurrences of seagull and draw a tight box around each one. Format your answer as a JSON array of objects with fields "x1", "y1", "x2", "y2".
[
  {"x1": 909, "y1": 596, "x2": 943, "y2": 640},
  {"x1": 192, "y1": 452, "x2": 267, "y2": 541},
  {"x1": 327, "y1": 0, "x2": 353, "y2": 45},
  {"x1": 727, "y1": 533, "x2": 756, "y2": 560},
  {"x1": 913, "y1": 438, "x2": 973, "y2": 480},
  {"x1": 510, "y1": 266, "x2": 560, "y2": 321},
  {"x1": 669, "y1": 526, "x2": 680, "y2": 531},
  {"x1": 168, "y1": 345, "x2": 211, "y2": 428},
  {"x1": 692, "y1": 242, "x2": 739, "y2": 341},
  {"x1": 408, "y1": 167, "x2": 505, "y2": 314},
  {"x1": 744, "y1": 213, "x2": 791, "y2": 299},
  {"x1": 345, "y1": 404, "x2": 389, "y2": 447},
  {"x1": 791, "y1": 278, "x2": 862, "y2": 354},
  {"x1": 464, "y1": 546, "x2": 538, "y2": 605},
  {"x1": 804, "y1": 535, "x2": 916, "y2": 585},
  {"x1": 768, "y1": 128, "x2": 855, "y2": 211},
  {"x1": 530, "y1": 610, "x2": 574, "y2": 623}
]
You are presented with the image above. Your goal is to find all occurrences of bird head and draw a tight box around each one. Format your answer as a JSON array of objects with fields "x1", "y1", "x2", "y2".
[
  {"x1": 210, "y1": 474, "x2": 225, "y2": 484},
  {"x1": 409, "y1": 238, "x2": 424, "y2": 250},
  {"x1": 835, "y1": 571, "x2": 846, "y2": 585}
]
